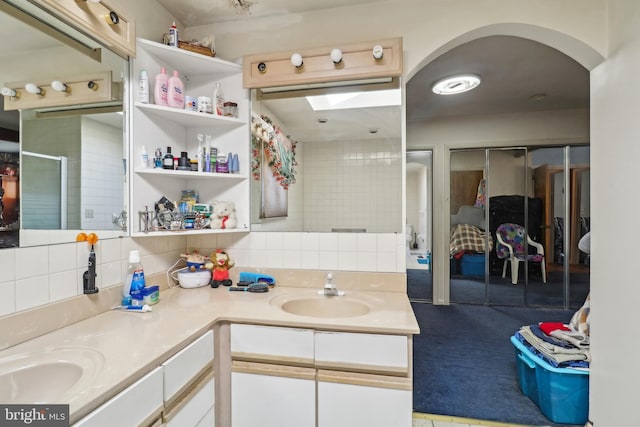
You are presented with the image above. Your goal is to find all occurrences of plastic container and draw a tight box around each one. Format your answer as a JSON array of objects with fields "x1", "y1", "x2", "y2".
[
  {"x1": 142, "y1": 285, "x2": 159, "y2": 305},
  {"x1": 123, "y1": 250, "x2": 146, "y2": 299},
  {"x1": 511, "y1": 335, "x2": 589, "y2": 424},
  {"x1": 168, "y1": 22, "x2": 178, "y2": 47},
  {"x1": 167, "y1": 70, "x2": 184, "y2": 109},
  {"x1": 138, "y1": 69, "x2": 149, "y2": 103},
  {"x1": 213, "y1": 82, "x2": 224, "y2": 116},
  {"x1": 460, "y1": 254, "x2": 485, "y2": 276},
  {"x1": 154, "y1": 67, "x2": 169, "y2": 106}
]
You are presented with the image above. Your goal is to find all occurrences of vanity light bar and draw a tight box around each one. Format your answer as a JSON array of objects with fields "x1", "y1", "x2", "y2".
[
  {"x1": 3, "y1": 71, "x2": 117, "y2": 111},
  {"x1": 243, "y1": 37, "x2": 403, "y2": 90}
]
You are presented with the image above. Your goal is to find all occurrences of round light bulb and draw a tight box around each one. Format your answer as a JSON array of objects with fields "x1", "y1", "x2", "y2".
[
  {"x1": 51, "y1": 80, "x2": 69, "y2": 93},
  {"x1": 290, "y1": 53, "x2": 303, "y2": 68},
  {"x1": 25, "y1": 83, "x2": 44, "y2": 95},
  {"x1": 1, "y1": 87, "x2": 17, "y2": 97},
  {"x1": 330, "y1": 48, "x2": 342, "y2": 64},
  {"x1": 372, "y1": 45, "x2": 384, "y2": 60}
]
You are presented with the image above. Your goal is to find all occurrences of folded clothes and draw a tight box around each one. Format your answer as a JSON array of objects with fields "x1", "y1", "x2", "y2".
[
  {"x1": 550, "y1": 329, "x2": 590, "y2": 348},
  {"x1": 539, "y1": 321, "x2": 570, "y2": 335},
  {"x1": 519, "y1": 326, "x2": 591, "y2": 365},
  {"x1": 514, "y1": 332, "x2": 590, "y2": 370},
  {"x1": 529, "y1": 324, "x2": 576, "y2": 349}
]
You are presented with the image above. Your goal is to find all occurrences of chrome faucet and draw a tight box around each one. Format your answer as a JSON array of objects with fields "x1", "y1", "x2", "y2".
[{"x1": 319, "y1": 273, "x2": 344, "y2": 296}]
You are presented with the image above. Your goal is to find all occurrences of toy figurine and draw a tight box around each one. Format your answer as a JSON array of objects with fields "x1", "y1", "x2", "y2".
[{"x1": 207, "y1": 249, "x2": 234, "y2": 287}]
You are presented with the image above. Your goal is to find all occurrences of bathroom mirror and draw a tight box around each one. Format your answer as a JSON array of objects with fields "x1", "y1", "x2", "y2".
[
  {"x1": 0, "y1": 1, "x2": 128, "y2": 248},
  {"x1": 250, "y1": 87, "x2": 403, "y2": 233}
]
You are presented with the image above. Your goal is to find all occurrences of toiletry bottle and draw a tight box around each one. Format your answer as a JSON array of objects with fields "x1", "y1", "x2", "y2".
[
  {"x1": 123, "y1": 250, "x2": 145, "y2": 302},
  {"x1": 210, "y1": 146, "x2": 217, "y2": 172},
  {"x1": 231, "y1": 153, "x2": 239, "y2": 173},
  {"x1": 138, "y1": 69, "x2": 149, "y2": 103},
  {"x1": 167, "y1": 70, "x2": 185, "y2": 109},
  {"x1": 213, "y1": 82, "x2": 224, "y2": 115},
  {"x1": 140, "y1": 145, "x2": 149, "y2": 168},
  {"x1": 154, "y1": 67, "x2": 169, "y2": 106},
  {"x1": 168, "y1": 22, "x2": 179, "y2": 47},
  {"x1": 216, "y1": 152, "x2": 229, "y2": 173},
  {"x1": 154, "y1": 147, "x2": 162, "y2": 168},
  {"x1": 163, "y1": 146, "x2": 174, "y2": 169}
]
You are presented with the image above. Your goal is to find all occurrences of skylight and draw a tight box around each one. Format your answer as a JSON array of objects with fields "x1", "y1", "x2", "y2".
[{"x1": 306, "y1": 89, "x2": 401, "y2": 111}]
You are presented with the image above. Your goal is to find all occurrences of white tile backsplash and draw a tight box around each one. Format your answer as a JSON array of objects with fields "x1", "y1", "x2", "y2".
[
  {"x1": 16, "y1": 246, "x2": 49, "y2": 280},
  {"x1": 49, "y1": 242, "x2": 77, "y2": 273},
  {"x1": 0, "y1": 281, "x2": 16, "y2": 316},
  {"x1": 0, "y1": 249, "x2": 15, "y2": 282},
  {"x1": 49, "y1": 270, "x2": 79, "y2": 302},
  {"x1": 16, "y1": 275, "x2": 50, "y2": 311}
]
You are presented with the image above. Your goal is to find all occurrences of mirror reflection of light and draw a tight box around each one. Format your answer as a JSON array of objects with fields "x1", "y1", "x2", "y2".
[{"x1": 306, "y1": 89, "x2": 401, "y2": 111}]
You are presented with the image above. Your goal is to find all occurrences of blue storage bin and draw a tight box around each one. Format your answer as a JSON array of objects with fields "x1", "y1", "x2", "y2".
[
  {"x1": 511, "y1": 335, "x2": 589, "y2": 425},
  {"x1": 460, "y1": 254, "x2": 485, "y2": 276}
]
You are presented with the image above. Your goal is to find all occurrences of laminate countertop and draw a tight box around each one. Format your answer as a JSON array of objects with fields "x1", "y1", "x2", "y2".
[{"x1": 0, "y1": 284, "x2": 419, "y2": 423}]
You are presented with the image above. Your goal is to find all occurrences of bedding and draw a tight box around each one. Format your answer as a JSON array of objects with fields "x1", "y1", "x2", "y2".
[{"x1": 450, "y1": 223, "x2": 493, "y2": 256}]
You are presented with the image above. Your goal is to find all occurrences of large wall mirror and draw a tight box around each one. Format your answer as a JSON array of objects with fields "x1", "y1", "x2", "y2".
[
  {"x1": 250, "y1": 86, "x2": 403, "y2": 233},
  {"x1": 0, "y1": 1, "x2": 128, "y2": 248}
]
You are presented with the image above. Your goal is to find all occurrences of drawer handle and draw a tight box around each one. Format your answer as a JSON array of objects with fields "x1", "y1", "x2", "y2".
[{"x1": 517, "y1": 352, "x2": 536, "y2": 369}]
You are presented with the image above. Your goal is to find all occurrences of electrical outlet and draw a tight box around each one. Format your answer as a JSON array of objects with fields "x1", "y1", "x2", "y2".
[{"x1": 85, "y1": 209, "x2": 94, "y2": 218}]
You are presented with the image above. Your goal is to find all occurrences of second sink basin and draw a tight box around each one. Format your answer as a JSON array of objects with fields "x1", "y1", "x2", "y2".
[
  {"x1": 271, "y1": 291, "x2": 380, "y2": 318},
  {"x1": 0, "y1": 347, "x2": 104, "y2": 404}
]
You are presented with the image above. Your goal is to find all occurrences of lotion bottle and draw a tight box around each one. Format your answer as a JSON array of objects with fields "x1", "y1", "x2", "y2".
[
  {"x1": 167, "y1": 70, "x2": 185, "y2": 109},
  {"x1": 213, "y1": 82, "x2": 224, "y2": 115},
  {"x1": 138, "y1": 69, "x2": 149, "y2": 103},
  {"x1": 154, "y1": 67, "x2": 169, "y2": 106}
]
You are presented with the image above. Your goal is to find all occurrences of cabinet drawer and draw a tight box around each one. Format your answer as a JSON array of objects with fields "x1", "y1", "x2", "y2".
[
  {"x1": 230, "y1": 324, "x2": 314, "y2": 366},
  {"x1": 317, "y1": 371, "x2": 412, "y2": 427},
  {"x1": 314, "y1": 332, "x2": 408, "y2": 375},
  {"x1": 162, "y1": 330, "x2": 214, "y2": 402},
  {"x1": 165, "y1": 372, "x2": 215, "y2": 427},
  {"x1": 73, "y1": 367, "x2": 163, "y2": 427}
]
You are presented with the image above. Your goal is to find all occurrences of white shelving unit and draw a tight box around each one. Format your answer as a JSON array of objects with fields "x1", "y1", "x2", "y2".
[{"x1": 130, "y1": 38, "x2": 250, "y2": 238}]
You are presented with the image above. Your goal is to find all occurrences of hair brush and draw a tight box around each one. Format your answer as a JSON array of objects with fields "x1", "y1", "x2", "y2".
[{"x1": 228, "y1": 282, "x2": 269, "y2": 293}]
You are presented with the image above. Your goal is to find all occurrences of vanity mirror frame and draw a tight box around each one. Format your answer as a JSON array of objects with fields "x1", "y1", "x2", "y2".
[
  {"x1": 244, "y1": 38, "x2": 404, "y2": 234},
  {"x1": 0, "y1": 0, "x2": 134, "y2": 247}
]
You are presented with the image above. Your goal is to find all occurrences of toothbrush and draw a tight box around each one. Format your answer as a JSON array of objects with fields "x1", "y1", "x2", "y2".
[{"x1": 113, "y1": 304, "x2": 152, "y2": 312}]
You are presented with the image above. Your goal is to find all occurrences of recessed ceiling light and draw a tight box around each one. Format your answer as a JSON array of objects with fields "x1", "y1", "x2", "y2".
[{"x1": 432, "y1": 74, "x2": 481, "y2": 95}]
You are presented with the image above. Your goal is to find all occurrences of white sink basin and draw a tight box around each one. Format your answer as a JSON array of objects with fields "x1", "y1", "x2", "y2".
[
  {"x1": 270, "y1": 291, "x2": 380, "y2": 318},
  {"x1": 0, "y1": 347, "x2": 104, "y2": 403}
]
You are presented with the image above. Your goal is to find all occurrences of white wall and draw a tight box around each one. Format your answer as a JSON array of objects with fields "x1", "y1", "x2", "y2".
[{"x1": 590, "y1": 0, "x2": 640, "y2": 424}]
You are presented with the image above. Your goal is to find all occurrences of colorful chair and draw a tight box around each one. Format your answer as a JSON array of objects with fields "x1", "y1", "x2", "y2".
[{"x1": 495, "y1": 223, "x2": 546, "y2": 285}]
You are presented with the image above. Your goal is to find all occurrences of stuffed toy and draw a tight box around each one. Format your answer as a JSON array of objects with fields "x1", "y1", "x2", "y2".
[
  {"x1": 180, "y1": 249, "x2": 209, "y2": 271},
  {"x1": 206, "y1": 249, "x2": 234, "y2": 288},
  {"x1": 210, "y1": 200, "x2": 237, "y2": 229}
]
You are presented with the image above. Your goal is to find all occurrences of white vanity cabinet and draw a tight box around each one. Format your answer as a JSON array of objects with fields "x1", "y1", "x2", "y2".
[
  {"x1": 73, "y1": 367, "x2": 163, "y2": 427},
  {"x1": 161, "y1": 330, "x2": 215, "y2": 427},
  {"x1": 228, "y1": 324, "x2": 413, "y2": 427},
  {"x1": 130, "y1": 38, "x2": 250, "y2": 237}
]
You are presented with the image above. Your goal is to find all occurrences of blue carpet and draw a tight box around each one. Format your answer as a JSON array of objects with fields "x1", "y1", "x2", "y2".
[
  {"x1": 412, "y1": 302, "x2": 581, "y2": 426},
  {"x1": 407, "y1": 268, "x2": 589, "y2": 308}
]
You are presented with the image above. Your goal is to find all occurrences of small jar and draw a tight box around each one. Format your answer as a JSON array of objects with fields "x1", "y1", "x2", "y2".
[
  {"x1": 197, "y1": 96, "x2": 212, "y2": 114},
  {"x1": 224, "y1": 101, "x2": 238, "y2": 118}
]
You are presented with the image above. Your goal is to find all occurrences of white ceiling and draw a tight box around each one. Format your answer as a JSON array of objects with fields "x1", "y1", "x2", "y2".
[
  {"x1": 157, "y1": 0, "x2": 589, "y2": 127},
  {"x1": 1, "y1": 0, "x2": 590, "y2": 141}
]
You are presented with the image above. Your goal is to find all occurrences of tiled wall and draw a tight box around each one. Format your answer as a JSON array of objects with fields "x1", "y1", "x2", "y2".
[
  {"x1": 187, "y1": 231, "x2": 406, "y2": 273},
  {"x1": 303, "y1": 138, "x2": 402, "y2": 232},
  {"x1": 81, "y1": 117, "x2": 125, "y2": 230},
  {"x1": 0, "y1": 236, "x2": 185, "y2": 317}
]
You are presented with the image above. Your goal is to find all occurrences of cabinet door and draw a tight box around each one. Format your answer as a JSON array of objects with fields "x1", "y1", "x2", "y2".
[
  {"x1": 162, "y1": 330, "x2": 214, "y2": 403},
  {"x1": 230, "y1": 324, "x2": 314, "y2": 366},
  {"x1": 314, "y1": 331, "x2": 408, "y2": 375},
  {"x1": 73, "y1": 367, "x2": 163, "y2": 427},
  {"x1": 231, "y1": 361, "x2": 315, "y2": 427},
  {"x1": 165, "y1": 373, "x2": 215, "y2": 427},
  {"x1": 317, "y1": 371, "x2": 412, "y2": 427}
]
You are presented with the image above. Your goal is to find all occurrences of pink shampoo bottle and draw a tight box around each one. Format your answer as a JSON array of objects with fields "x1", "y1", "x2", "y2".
[
  {"x1": 154, "y1": 67, "x2": 169, "y2": 106},
  {"x1": 167, "y1": 70, "x2": 185, "y2": 109}
]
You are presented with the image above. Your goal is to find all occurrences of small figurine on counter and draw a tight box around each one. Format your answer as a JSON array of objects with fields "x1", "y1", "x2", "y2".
[
  {"x1": 206, "y1": 249, "x2": 234, "y2": 288},
  {"x1": 180, "y1": 249, "x2": 209, "y2": 271}
]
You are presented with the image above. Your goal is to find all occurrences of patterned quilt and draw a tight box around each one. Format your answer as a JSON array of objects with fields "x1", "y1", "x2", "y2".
[{"x1": 450, "y1": 224, "x2": 493, "y2": 256}]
